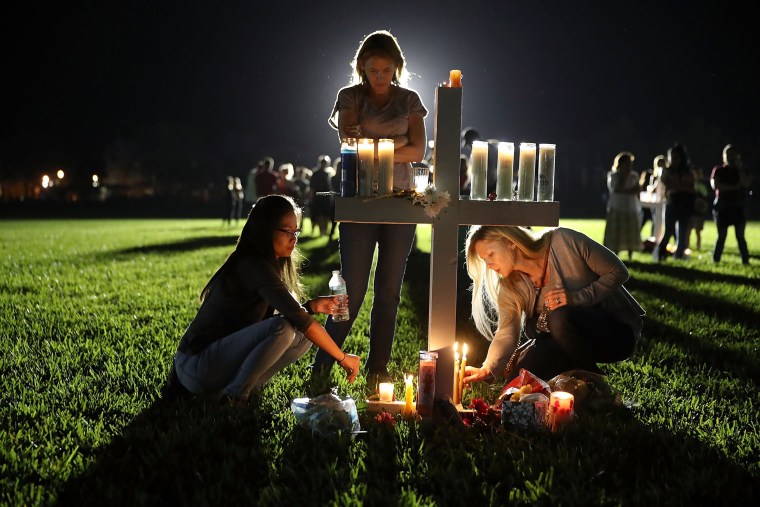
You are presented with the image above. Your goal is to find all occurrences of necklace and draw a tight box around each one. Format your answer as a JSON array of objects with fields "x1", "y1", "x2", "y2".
[{"x1": 532, "y1": 246, "x2": 551, "y2": 290}]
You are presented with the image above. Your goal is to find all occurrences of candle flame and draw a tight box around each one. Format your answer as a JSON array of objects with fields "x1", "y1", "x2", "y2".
[
  {"x1": 462, "y1": 343, "x2": 468, "y2": 358},
  {"x1": 453, "y1": 341, "x2": 458, "y2": 352},
  {"x1": 454, "y1": 351, "x2": 459, "y2": 361}
]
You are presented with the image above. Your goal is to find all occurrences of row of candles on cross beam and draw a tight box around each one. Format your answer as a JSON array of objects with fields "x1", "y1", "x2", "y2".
[
  {"x1": 469, "y1": 141, "x2": 556, "y2": 202},
  {"x1": 338, "y1": 137, "x2": 557, "y2": 201}
]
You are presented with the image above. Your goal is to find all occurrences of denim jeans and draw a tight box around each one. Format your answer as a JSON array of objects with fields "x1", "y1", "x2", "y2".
[
  {"x1": 655, "y1": 196, "x2": 694, "y2": 260},
  {"x1": 512, "y1": 305, "x2": 636, "y2": 382},
  {"x1": 314, "y1": 222, "x2": 417, "y2": 373},
  {"x1": 175, "y1": 316, "x2": 311, "y2": 400},
  {"x1": 712, "y1": 204, "x2": 749, "y2": 263}
]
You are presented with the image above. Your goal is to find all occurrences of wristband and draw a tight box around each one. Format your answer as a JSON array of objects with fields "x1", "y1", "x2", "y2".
[{"x1": 338, "y1": 352, "x2": 347, "y2": 365}]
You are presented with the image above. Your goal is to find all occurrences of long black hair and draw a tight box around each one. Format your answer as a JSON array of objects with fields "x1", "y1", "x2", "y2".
[{"x1": 200, "y1": 194, "x2": 305, "y2": 303}]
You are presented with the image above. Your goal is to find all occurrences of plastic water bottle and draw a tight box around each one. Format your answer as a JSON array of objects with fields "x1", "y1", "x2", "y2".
[{"x1": 328, "y1": 270, "x2": 349, "y2": 322}]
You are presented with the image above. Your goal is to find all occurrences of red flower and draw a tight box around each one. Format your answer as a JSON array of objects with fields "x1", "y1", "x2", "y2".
[
  {"x1": 375, "y1": 410, "x2": 396, "y2": 427},
  {"x1": 469, "y1": 397, "x2": 490, "y2": 417}
]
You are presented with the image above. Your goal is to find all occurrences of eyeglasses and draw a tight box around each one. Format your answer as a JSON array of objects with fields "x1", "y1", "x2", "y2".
[{"x1": 276, "y1": 228, "x2": 301, "y2": 238}]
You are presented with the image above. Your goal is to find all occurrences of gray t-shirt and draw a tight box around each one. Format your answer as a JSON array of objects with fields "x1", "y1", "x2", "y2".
[{"x1": 330, "y1": 84, "x2": 428, "y2": 190}]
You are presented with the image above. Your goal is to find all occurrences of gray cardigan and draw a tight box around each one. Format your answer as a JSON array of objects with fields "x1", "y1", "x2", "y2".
[{"x1": 481, "y1": 228, "x2": 645, "y2": 375}]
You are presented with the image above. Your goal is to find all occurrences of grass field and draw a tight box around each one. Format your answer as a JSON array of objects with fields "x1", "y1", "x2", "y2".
[{"x1": 2, "y1": 217, "x2": 758, "y2": 506}]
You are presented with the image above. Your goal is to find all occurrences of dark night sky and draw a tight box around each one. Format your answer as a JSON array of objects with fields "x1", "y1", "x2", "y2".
[{"x1": 3, "y1": 0, "x2": 758, "y2": 184}]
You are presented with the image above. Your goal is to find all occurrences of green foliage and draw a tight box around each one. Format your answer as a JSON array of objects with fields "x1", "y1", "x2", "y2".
[{"x1": 1, "y1": 218, "x2": 759, "y2": 506}]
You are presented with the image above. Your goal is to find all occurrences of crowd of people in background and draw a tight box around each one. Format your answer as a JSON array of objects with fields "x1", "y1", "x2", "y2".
[
  {"x1": 221, "y1": 154, "x2": 342, "y2": 239},
  {"x1": 604, "y1": 142, "x2": 752, "y2": 265}
]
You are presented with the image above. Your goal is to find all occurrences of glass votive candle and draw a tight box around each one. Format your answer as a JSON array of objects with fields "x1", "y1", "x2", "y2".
[
  {"x1": 548, "y1": 391, "x2": 575, "y2": 432},
  {"x1": 413, "y1": 164, "x2": 430, "y2": 192},
  {"x1": 378, "y1": 382, "x2": 394, "y2": 402}
]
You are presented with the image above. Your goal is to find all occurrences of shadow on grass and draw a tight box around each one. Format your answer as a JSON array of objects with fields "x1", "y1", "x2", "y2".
[
  {"x1": 637, "y1": 316, "x2": 760, "y2": 384},
  {"x1": 101, "y1": 235, "x2": 238, "y2": 258},
  {"x1": 58, "y1": 397, "x2": 272, "y2": 504},
  {"x1": 627, "y1": 260, "x2": 760, "y2": 288},
  {"x1": 627, "y1": 276, "x2": 760, "y2": 327}
]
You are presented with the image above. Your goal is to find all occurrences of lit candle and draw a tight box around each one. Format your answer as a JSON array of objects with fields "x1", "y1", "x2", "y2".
[
  {"x1": 377, "y1": 138, "x2": 394, "y2": 195},
  {"x1": 537, "y1": 143, "x2": 556, "y2": 202},
  {"x1": 404, "y1": 374, "x2": 414, "y2": 416},
  {"x1": 378, "y1": 382, "x2": 394, "y2": 402},
  {"x1": 470, "y1": 140, "x2": 488, "y2": 200},
  {"x1": 496, "y1": 142, "x2": 514, "y2": 201},
  {"x1": 459, "y1": 343, "x2": 468, "y2": 403},
  {"x1": 548, "y1": 391, "x2": 575, "y2": 432},
  {"x1": 357, "y1": 138, "x2": 374, "y2": 197},
  {"x1": 449, "y1": 69, "x2": 462, "y2": 88},
  {"x1": 517, "y1": 142, "x2": 537, "y2": 201},
  {"x1": 453, "y1": 351, "x2": 460, "y2": 405}
]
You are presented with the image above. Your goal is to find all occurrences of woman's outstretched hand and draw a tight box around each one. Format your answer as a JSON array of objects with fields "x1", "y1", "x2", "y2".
[
  {"x1": 339, "y1": 354, "x2": 361, "y2": 383},
  {"x1": 462, "y1": 365, "x2": 494, "y2": 386}
]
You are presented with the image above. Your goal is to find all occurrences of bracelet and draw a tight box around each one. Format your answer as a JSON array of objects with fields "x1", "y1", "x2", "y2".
[{"x1": 338, "y1": 352, "x2": 346, "y2": 365}]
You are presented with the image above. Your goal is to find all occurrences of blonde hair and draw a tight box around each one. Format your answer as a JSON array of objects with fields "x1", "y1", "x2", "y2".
[
  {"x1": 350, "y1": 30, "x2": 409, "y2": 87},
  {"x1": 612, "y1": 151, "x2": 635, "y2": 172},
  {"x1": 465, "y1": 225, "x2": 553, "y2": 341}
]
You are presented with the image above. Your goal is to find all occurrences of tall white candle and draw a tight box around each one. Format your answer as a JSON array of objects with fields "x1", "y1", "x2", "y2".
[
  {"x1": 517, "y1": 142, "x2": 537, "y2": 201},
  {"x1": 537, "y1": 144, "x2": 556, "y2": 202},
  {"x1": 469, "y1": 140, "x2": 488, "y2": 200},
  {"x1": 377, "y1": 138, "x2": 394, "y2": 195},
  {"x1": 496, "y1": 142, "x2": 515, "y2": 201},
  {"x1": 357, "y1": 138, "x2": 374, "y2": 197}
]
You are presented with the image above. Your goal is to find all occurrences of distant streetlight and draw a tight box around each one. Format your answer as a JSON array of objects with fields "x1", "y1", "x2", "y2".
[
  {"x1": 92, "y1": 174, "x2": 100, "y2": 187},
  {"x1": 42, "y1": 175, "x2": 50, "y2": 188},
  {"x1": 56, "y1": 169, "x2": 65, "y2": 180}
]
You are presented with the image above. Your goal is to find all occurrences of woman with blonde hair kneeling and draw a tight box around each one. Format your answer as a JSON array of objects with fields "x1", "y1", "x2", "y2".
[{"x1": 462, "y1": 225, "x2": 645, "y2": 387}]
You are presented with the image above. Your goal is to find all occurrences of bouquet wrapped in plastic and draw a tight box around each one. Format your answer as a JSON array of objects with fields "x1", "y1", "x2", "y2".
[
  {"x1": 547, "y1": 369, "x2": 621, "y2": 409},
  {"x1": 290, "y1": 393, "x2": 361, "y2": 438}
]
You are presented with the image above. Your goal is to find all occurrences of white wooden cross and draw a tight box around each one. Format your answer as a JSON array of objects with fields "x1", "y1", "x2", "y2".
[{"x1": 335, "y1": 87, "x2": 559, "y2": 399}]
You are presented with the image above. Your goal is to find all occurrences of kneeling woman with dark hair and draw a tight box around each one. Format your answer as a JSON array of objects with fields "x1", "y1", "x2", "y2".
[{"x1": 161, "y1": 194, "x2": 361, "y2": 403}]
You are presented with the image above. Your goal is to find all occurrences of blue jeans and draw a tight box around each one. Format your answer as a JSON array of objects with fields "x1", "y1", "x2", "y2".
[
  {"x1": 314, "y1": 222, "x2": 417, "y2": 373},
  {"x1": 655, "y1": 195, "x2": 694, "y2": 260},
  {"x1": 175, "y1": 316, "x2": 311, "y2": 400},
  {"x1": 712, "y1": 204, "x2": 749, "y2": 263}
]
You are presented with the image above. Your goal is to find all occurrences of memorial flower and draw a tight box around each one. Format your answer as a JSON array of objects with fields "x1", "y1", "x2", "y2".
[{"x1": 366, "y1": 186, "x2": 451, "y2": 218}]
